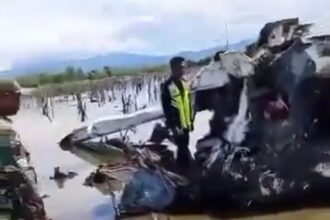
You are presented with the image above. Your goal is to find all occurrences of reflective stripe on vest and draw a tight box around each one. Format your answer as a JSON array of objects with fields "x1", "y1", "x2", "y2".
[{"x1": 168, "y1": 80, "x2": 192, "y2": 130}]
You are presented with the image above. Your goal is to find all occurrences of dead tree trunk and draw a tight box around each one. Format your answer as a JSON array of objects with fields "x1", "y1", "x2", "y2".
[
  {"x1": 41, "y1": 96, "x2": 52, "y2": 122},
  {"x1": 76, "y1": 93, "x2": 87, "y2": 122}
]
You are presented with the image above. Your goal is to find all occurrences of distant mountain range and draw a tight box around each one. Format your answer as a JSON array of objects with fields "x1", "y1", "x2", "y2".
[{"x1": 5, "y1": 39, "x2": 253, "y2": 77}]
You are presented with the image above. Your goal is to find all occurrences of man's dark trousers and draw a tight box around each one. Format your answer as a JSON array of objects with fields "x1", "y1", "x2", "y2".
[{"x1": 173, "y1": 129, "x2": 191, "y2": 167}]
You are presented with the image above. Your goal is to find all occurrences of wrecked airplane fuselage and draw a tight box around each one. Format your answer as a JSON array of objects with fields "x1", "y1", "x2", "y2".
[
  {"x1": 194, "y1": 17, "x2": 330, "y2": 214},
  {"x1": 66, "y1": 18, "x2": 330, "y2": 218}
]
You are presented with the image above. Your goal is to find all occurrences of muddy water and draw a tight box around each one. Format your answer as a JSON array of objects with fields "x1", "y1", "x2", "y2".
[
  {"x1": 12, "y1": 100, "x2": 121, "y2": 220},
  {"x1": 9, "y1": 98, "x2": 330, "y2": 220}
]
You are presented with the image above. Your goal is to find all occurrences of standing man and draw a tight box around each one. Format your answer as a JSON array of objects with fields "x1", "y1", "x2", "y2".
[{"x1": 160, "y1": 56, "x2": 194, "y2": 168}]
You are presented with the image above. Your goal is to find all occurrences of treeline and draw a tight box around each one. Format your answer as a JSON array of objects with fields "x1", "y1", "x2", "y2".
[
  {"x1": 16, "y1": 57, "x2": 212, "y2": 88},
  {"x1": 16, "y1": 65, "x2": 169, "y2": 88}
]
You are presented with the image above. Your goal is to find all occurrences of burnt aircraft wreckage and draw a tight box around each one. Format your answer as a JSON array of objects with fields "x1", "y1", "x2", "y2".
[{"x1": 60, "y1": 18, "x2": 330, "y2": 218}]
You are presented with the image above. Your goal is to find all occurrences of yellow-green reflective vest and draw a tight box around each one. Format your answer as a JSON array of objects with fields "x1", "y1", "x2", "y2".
[{"x1": 168, "y1": 80, "x2": 193, "y2": 130}]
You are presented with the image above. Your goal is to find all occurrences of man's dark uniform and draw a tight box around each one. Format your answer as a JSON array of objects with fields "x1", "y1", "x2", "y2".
[{"x1": 161, "y1": 76, "x2": 194, "y2": 167}]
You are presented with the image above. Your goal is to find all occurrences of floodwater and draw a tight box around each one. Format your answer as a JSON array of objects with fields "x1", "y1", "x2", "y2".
[
  {"x1": 9, "y1": 93, "x2": 330, "y2": 220},
  {"x1": 12, "y1": 99, "x2": 119, "y2": 220}
]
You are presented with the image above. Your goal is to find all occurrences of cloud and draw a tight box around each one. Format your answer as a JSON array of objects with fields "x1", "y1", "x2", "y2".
[
  {"x1": 0, "y1": 0, "x2": 157, "y2": 69},
  {"x1": 0, "y1": 0, "x2": 330, "y2": 70}
]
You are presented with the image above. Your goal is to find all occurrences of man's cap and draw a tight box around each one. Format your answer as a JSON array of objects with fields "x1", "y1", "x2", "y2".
[{"x1": 170, "y1": 56, "x2": 185, "y2": 67}]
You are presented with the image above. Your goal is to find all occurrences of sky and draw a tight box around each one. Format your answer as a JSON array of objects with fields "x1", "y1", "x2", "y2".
[{"x1": 1, "y1": 0, "x2": 330, "y2": 71}]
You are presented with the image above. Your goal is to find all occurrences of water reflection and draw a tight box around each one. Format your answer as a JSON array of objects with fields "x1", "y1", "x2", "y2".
[
  {"x1": 92, "y1": 198, "x2": 116, "y2": 220},
  {"x1": 70, "y1": 144, "x2": 125, "y2": 166},
  {"x1": 12, "y1": 102, "x2": 118, "y2": 220}
]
